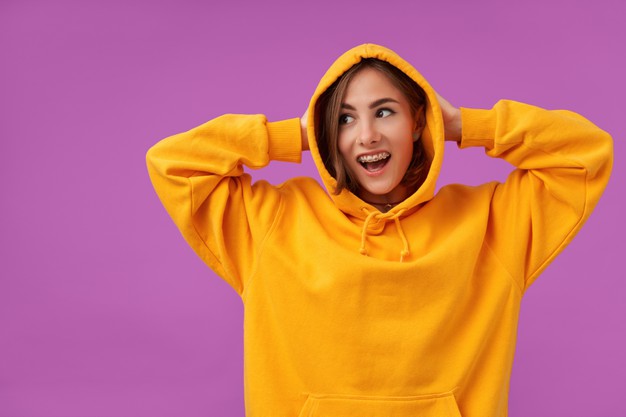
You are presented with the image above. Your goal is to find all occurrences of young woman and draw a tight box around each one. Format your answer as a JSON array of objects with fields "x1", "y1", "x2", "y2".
[{"x1": 146, "y1": 44, "x2": 612, "y2": 416}]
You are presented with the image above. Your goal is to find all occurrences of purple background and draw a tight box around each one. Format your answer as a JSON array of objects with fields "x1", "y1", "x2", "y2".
[{"x1": 1, "y1": 1, "x2": 624, "y2": 416}]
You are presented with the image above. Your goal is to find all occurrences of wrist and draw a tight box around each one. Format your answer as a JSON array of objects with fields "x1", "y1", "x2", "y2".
[
  {"x1": 300, "y1": 118, "x2": 309, "y2": 151},
  {"x1": 445, "y1": 108, "x2": 462, "y2": 142}
]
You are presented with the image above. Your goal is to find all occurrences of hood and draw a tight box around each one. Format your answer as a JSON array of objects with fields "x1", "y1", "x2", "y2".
[{"x1": 307, "y1": 44, "x2": 445, "y2": 220}]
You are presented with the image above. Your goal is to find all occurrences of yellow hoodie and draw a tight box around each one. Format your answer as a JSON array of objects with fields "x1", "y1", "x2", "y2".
[{"x1": 146, "y1": 44, "x2": 613, "y2": 416}]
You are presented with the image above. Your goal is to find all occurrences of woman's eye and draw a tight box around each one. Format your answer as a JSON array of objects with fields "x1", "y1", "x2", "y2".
[
  {"x1": 339, "y1": 114, "x2": 354, "y2": 125},
  {"x1": 376, "y1": 108, "x2": 394, "y2": 118}
]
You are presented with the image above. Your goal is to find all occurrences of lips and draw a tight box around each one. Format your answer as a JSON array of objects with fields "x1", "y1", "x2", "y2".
[{"x1": 357, "y1": 151, "x2": 391, "y2": 172}]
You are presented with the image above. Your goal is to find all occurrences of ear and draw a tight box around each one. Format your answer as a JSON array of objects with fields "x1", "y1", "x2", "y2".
[{"x1": 413, "y1": 111, "x2": 426, "y2": 142}]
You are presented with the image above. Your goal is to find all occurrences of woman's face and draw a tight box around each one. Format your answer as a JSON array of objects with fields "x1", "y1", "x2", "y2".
[{"x1": 337, "y1": 67, "x2": 419, "y2": 204}]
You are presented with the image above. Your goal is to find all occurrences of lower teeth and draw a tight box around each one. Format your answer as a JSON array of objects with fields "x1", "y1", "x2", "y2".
[{"x1": 365, "y1": 160, "x2": 387, "y2": 171}]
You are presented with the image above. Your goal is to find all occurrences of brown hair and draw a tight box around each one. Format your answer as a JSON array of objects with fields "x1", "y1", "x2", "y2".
[{"x1": 315, "y1": 58, "x2": 430, "y2": 195}]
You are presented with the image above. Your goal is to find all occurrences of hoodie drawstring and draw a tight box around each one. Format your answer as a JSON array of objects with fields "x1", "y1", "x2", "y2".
[
  {"x1": 359, "y1": 208, "x2": 410, "y2": 262},
  {"x1": 359, "y1": 210, "x2": 378, "y2": 256},
  {"x1": 394, "y1": 216, "x2": 410, "y2": 262}
]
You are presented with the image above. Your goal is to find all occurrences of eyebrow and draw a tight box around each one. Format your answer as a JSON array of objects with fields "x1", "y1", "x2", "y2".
[{"x1": 340, "y1": 97, "x2": 400, "y2": 110}]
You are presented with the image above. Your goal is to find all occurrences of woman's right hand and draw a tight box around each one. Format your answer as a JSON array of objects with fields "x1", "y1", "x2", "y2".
[{"x1": 300, "y1": 109, "x2": 310, "y2": 151}]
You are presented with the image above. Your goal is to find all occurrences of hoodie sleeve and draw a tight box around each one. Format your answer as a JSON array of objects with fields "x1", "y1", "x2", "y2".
[
  {"x1": 459, "y1": 100, "x2": 613, "y2": 291},
  {"x1": 146, "y1": 114, "x2": 302, "y2": 295}
]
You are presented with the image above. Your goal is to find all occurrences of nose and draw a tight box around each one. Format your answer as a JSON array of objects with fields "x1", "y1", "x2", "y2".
[{"x1": 357, "y1": 119, "x2": 380, "y2": 146}]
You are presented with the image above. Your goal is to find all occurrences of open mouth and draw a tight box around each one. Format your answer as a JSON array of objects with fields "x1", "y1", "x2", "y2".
[{"x1": 357, "y1": 152, "x2": 390, "y2": 172}]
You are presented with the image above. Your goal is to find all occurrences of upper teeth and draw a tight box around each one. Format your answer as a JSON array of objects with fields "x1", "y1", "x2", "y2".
[{"x1": 357, "y1": 152, "x2": 390, "y2": 163}]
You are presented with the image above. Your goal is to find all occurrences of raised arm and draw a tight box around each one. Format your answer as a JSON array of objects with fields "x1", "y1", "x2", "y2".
[
  {"x1": 455, "y1": 99, "x2": 612, "y2": 290},
  {"x1": 146, "y1": 115, "x2": 302, "y2": 294}
]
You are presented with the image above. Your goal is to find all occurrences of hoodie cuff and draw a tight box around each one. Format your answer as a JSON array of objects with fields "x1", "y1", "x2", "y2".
[
  {"x1": 267, "y1": 118, "x2": 302, "y2": 163},
  {"x1": 458, "y1": 107, "x2": 497, "y2": 150}
]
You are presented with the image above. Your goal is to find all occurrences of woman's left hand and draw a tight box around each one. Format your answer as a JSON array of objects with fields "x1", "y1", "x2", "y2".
[{"x1": 435, "y1": 92, "x2": 462, "y2": 143}]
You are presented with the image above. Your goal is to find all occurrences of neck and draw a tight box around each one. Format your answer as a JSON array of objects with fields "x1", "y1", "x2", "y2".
[
  {"x1": 358, "y1": 184, "x2": 415, "y2": 212},
  {"x1": 361, "y1": 198, "x2": 405, "y2": 212}
]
